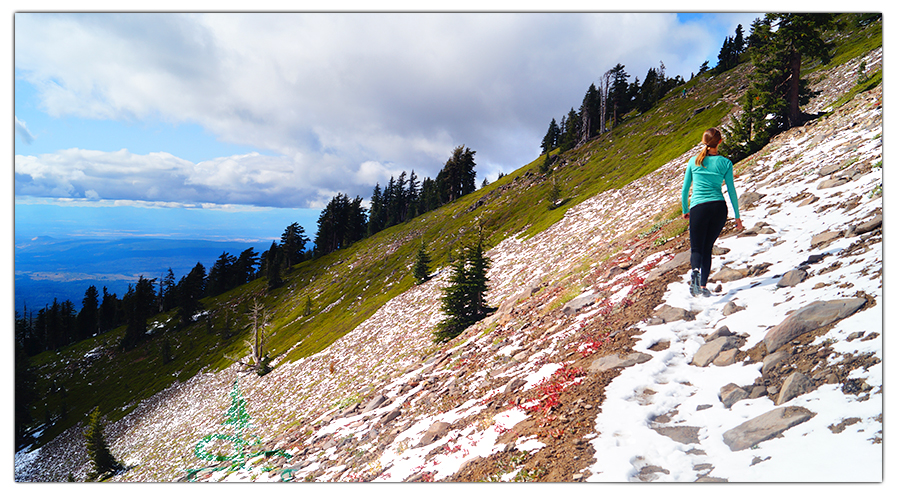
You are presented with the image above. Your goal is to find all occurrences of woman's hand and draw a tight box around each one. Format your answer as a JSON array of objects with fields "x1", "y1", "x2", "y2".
[
  {"x1": 735, "y1": 218, "x2": 744, "y2": 232},
  {"x1": 682, "y1": 213, "x2": 690, "y2": 220}
]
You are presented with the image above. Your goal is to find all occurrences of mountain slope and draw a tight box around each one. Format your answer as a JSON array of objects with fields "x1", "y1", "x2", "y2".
[{"x1": 16, "y1": 24, "x2": 882, "y2": 482}]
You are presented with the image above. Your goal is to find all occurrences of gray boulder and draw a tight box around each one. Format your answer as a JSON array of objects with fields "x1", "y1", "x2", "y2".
[
  {"x1": 719, "y1": 383, "x2": 750, "y2": 409},
  {"x1": 776, "y1": 371, "x2": 815, "y2": 405},
  {"x1": 777, "y1": 268, "x2": 808, "y2": 288},
  {"x1": 417, "y1": 421, "x2": 452, "y2": 447},
  {"x1": 589, "y1": 352, "x2": 652, "y2": 373},
  {"x1": 653, "y1": 305, "x2": 691, "y2": 323},
  {"x1": 563, "y1": 293, "x2": 598, "y2": 315},
  {"x1": 692, "y1": 335, "x2": 743, "y2": 367},
  {"x1": 723, "y1": 406, "x2": 816, "y2": 451},
  {"x1": 710, "y1": 266, "x2": 746, "y2": 283},
  {"x1": 764, "y1": 298, "x2": 867, "y2": 353},
  {"x1": 647, "y1": 251, "x2": 690, "y2": 282}
]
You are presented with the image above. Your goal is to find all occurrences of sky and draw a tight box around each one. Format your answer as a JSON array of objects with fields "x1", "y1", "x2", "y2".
[{"x1": 13, "y1": 10, "x2": 764, "y2": 237}]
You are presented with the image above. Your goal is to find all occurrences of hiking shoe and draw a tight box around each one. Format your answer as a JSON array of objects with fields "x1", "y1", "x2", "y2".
[
  {"x1": 690, "y1": 269, "x2": 702, "y2": 297},
  {"x1": 700, "y1": 287, "x2": 712, "y2": 297}
]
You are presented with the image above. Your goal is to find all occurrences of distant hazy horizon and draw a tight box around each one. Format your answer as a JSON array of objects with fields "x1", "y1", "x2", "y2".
[{"x1": 14, "y1": 198, "x2": 322, "y2": 243}]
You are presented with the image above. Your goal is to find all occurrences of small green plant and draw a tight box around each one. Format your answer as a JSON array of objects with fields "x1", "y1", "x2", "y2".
[{"x1": 868, "y1": 183, "x2": 882, "y2": 198}]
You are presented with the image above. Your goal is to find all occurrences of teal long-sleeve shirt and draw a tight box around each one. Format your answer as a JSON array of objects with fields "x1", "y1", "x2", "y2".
[{"x1": 681, "y1": 154, "x2": 740, "y2": 219}]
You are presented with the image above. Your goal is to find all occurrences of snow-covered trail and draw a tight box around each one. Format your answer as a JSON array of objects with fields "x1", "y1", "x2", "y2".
[{"x1": 587, "y1": 92, "x2": 883, "y2": 482}]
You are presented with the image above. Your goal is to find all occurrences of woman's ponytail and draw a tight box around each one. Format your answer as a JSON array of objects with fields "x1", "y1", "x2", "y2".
[
  {"x1": 696, "y1": 144, "x2": 709, "y2": 166},
  {"x1": 696, "y1": 128, "x2": 722, "y2": 167}
]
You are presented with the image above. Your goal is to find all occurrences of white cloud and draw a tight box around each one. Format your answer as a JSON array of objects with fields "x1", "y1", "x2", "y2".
[
  {"x1": 15, "y1": 116, "x2": 35, "y2": 144},
  {"x1": 14, "y1": 12, "x2": 762, "y2": 208}
]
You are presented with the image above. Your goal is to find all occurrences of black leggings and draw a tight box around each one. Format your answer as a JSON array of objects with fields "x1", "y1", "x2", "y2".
[{"x1": 689, "y1": 200, "x2": 728, "y2": 287}]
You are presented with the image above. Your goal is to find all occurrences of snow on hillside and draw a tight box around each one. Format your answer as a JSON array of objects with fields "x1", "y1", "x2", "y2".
[{"x1": 15, "y1": 79, "x2": 883, "y2": 484}]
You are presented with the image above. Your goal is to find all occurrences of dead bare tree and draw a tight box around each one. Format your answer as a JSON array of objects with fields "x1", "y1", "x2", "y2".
[{"x1": 228, "y1": 298, "x2": 272, "y2": 375}]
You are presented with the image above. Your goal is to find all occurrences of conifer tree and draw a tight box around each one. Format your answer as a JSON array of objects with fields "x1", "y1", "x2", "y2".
[
  {"x1": 84, "y1": 407, "x2": 122, "y2": 480},
  {"x1": 265, "y1": 241, "x2": 283, "y2": 290},
  {"x1": 280, "y1": 222, "x2": 309, "y2": 268},
  {"x1": 724, "y1": 14, "x2": 835, "y2": 161},
  {"x1": 413, "y1": 240, "x2": 431, "y2": 284},
  {"x1": 433, "y1": 235, "x2": 491, "y2": 343}
]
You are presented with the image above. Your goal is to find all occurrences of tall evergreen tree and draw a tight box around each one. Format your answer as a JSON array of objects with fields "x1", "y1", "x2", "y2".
[
  {"x1": 14, "y1": 325, "x2": 38, "y2": 448},
  {"x1": 235, "y1": 247, "x2": 259, "y2": 286},
  {"x1": 121, "y1": 276, "x2": 156, "y2": 351},
  {"x1": 413, "y1": 240, "x2": 431, "y2": 284},
  {"x1": 179, "y1": 264, "x2": 206, "y2": 326},
  {"x1": 206, "y1": 252, "x2": 237, "y2": 297},
  {"x1": 98, "y1": 287, "x2": 118, "y2": 334},
  {"x1": 437, "y1": 146, "x2": 477, "y2": 203},
  {"x1": 368, "y1": 183, "x2": 385, "y2": 236},
  {"x1": 608, "y1": 63, "x2": 631, "y2": 126},
  {"x1": 433, "y1": 235, "x2": 492, "y2": 343},
  {"x1": 265, "y1": 241, "x2": 283, "y2": 290},
  {"x1": 579, "y1": 83, "x2": 601, "y2": 144},
  {"x1": 541, "y1": 118, "x2": 560, "y2": 154},
  {"x1": 725, "y1": 14, "x2": 835, "y2": 161},
  {"x1": 407, "y1": 170, "x2": 420, "y2": 219},
  {"x1": 76, "y1": 285, "x2": 100, "y2": 341},
  {"x1": 280, "y1": 222, "x2": 309, "y2": 269},
  {"x1": 84, "y1": 407, "x2": 123, "y2": 480}
]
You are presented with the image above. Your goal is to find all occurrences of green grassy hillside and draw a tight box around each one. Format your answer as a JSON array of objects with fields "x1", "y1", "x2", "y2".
[{"x1": 24, "y1": 14, "x2": 881, "y2": 449}]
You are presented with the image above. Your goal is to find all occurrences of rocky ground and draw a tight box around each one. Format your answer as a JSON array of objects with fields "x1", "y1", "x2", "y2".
[{"x1": 15, "y1": 48, "x2": 882, "y2": 483}]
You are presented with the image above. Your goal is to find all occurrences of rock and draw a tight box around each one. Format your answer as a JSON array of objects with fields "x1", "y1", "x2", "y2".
[
  {"x1": 818, "y1": 163, "x2": 844, "y2": 176},
  {"x1": 777, "y1": 268, "x2": 808, "y2": 288},
  {"x1": 512, "y1": 351, "x2": 530, "y2": 363},
  {"x1": 776, "y1": 371, "x2": 814, "y2": 405},
  {"x1": 562, "y1": 292, "x2": 598, "y2": 315},
  {"x1": 713, "y1": 348, "x2": 739, "y2": 367},
  {"x1": 801, "y1": 254, "x2": 826, "y2": 266},
  {"x1": 652, "y1": 425, "x2": 701, "y2": 444},
  {"x1": 723, "y1": 301, "x2": 745, "y2": 316},
  {"x1": 503, "y1": 378, "x2": 526, "y2": 394},
  {"x1": 710, "y1": 266, "x2": 746, "y2": 283},
  {"x1": 738, "y1": 192, "x2": 763, "y2": 211},
  {"x1": 653, "y1": 304, "x2": 691, "y2": 323},
  {"x1": 692, "y1": 336, "x2": 743, "y2": 367},
  {"x1": 761, "y1": 350, "x2": 789, "y2": 375},
  {"x1": 811, "y1": 230, "x2": 842, "y2": 248},
  {"x1": 705, "y1": 325, "x2": 733, "y2": 341},
  {"x1": 853, "y1": 213, "x2": 882, "y2": 235},
  {"x1": 647, "y1": 251, "x2": 690, "y2": 282},
  {"x1": 722, "y1": 406, "x2": 816, "y2": 451},
  {"x1": 379, "y1": 408, "x2": 401, "y2": 425},
  {"x1": 817, "y1": 178, "x2": 849, "y2": 189},
  {"x1": 588, "y1": 352, "x2": 652, "y2": 372},
  {"x1": 764, "y1": 297, "x2": 867, "y2": 353},
  {"x1": 719, "y1": 383, "x2": 750, "y2": 409},
  {"x1": 363, "y1": 394, "x2": 388, "y2": 413},
  {"x1": 417, "y1": 421, "x2": 452, "y2": 447},
  {"x1": 712, "y1": 245, "x2": 731, "y2": 255}
]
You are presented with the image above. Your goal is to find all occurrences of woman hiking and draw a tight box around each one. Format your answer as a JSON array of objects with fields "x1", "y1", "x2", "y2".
[{"x1": 681, "y1": 127, "x2": 743, "y2": 297}]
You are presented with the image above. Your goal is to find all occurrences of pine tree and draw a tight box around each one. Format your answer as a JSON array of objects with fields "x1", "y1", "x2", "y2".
[
  {"x1": 76, "y1": 285, "x2": 100, "y2": 341},
  {"x1": 413, "y1": 240, "x2": 431, "y2": 284},
  {"x1": 120, "y1": 276, "x2": 156, "y2": 351},
  {"x1": 280, "y1": 222, "x2": 309, "y2": 268},
  {"x1": 433, "y1": 235, "x2": 491, "y2": 343},
  {"x1": 265, "y1": 241, "x2": 283, "y2": 290},
  {"x1": 179, "y1": 263, "x2": 206, "y2": 326},
  {"x1": 84, "y1": 407, "x2": 122, "y2": 480},
  {"x1": 724, "y1": 14, "x2": 835, "y2": 161}
]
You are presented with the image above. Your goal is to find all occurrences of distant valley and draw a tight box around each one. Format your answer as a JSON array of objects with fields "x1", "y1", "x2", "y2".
[{"x1": 14, "y1": 236, "x2": 275, "y2": 314}]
